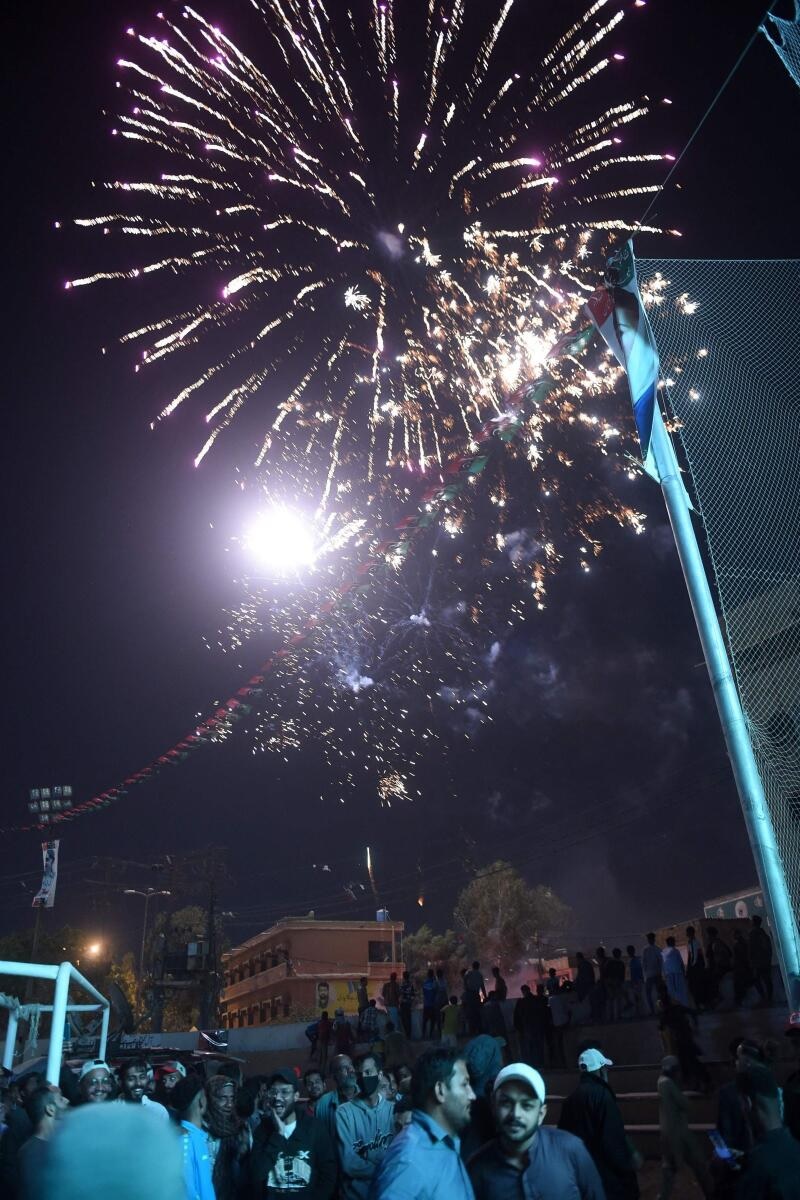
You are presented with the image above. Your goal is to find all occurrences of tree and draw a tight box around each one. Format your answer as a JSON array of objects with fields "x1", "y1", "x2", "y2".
[
  {"x1": 402, "y1": 925, "x2": 468, "y2": 985},
  {"x1": 453, "y1": 861, "x2": 570, "y2": 973}
]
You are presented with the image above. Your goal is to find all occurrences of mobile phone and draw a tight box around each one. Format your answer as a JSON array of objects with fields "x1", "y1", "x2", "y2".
[{"x1": 709, "y1": 1131, "x2": 733, "y2": 1161}]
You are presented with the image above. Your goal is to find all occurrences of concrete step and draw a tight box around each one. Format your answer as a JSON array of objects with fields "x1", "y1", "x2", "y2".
[{"x1": 545, "y1": 1090, "x2": 717, "y2": 1127}]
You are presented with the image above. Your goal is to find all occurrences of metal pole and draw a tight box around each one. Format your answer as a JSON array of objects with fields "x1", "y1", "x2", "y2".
[
  {"x1": 98, "y1": 998, "x2": 110, "y2": 1061},
  {"x1": 138, "y1": 893, "x2": 151, "y2": 985},
  {"x1": 651, "y1": 414, "x2": 800, "y2": 1007},
  {"x1": 23, "y1": 906, "x2": 44, "y2": 1002},
  {"x1": 3, "y1": 1008, "x2": 19, "y2": 1070},
  {"x1": 47, "y1": 963, "x2": 71, "y2": 1084}
]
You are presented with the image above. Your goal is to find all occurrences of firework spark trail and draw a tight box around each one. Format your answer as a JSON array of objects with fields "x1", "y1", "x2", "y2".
[
  {"x1": 63, "y1": 1, "x2": 681, "y2": 803},
  {"x1": 68, "y1": 1, "x2": 671, "y2": 511}
]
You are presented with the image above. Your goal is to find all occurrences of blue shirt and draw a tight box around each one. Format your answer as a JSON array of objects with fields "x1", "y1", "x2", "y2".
[
  {"x1": 180, "y1": 1121, "x2": 215, "y2": 1200},
  {"x1": 468, "y1": 1127, "x2": 605, "y2": 1200},
  {"x1": 368, "y1": 1110, "x2": 475, "y2": 1200},
  {"x1": 628, "y1": 955, "x2": 644, "y2": 983}
]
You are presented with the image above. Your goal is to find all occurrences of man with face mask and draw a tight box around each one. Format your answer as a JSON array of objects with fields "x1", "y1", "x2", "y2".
[
  {"x1": 315, "y1": 1054, "x2": 358, "y2": 1142},
  {"x1": 251, "y1": 1068, "x2": 337, "y2": 1199},
  {"x1": 468, "y1": 1064, "x2": 605, "y2": 1200},
  {"x1": 336, "y1": 1053, "x2": 395, "y2": 1200}
]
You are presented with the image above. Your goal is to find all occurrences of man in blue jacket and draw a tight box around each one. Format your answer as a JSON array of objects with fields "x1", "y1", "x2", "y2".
[
  {"x1": 369, "y1": 1047, "x2": 476, "y2": 1200},
  {"x1": 469, "y1": 1063, "x2": 605, "y2": 1200}
]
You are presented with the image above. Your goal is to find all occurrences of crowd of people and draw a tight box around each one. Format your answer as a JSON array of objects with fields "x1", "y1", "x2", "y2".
[
  {"x1": 0, "y1": 920, "x2": 792, "y2": 1200},
  {"x1": 3, "y1": 1021, "x2": 800, "y2": 1200}
]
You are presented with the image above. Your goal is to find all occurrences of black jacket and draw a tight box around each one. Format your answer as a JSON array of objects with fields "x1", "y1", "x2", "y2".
[
  {"x1": 558, "y1": 1074, "x2": 639, "y2": 1200},
  {"x1": 250, "y1": 1114, "x2": 336, "y2": 1199}
]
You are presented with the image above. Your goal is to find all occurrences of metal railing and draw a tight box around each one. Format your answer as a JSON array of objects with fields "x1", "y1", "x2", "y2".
[{"x1": 0, "y1": 960, "x2": 110, "y2": 1083}]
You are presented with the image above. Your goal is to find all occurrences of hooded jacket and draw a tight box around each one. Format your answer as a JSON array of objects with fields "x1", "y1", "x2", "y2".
[
  {"x1": 336, "y1": 1097, "x2": 395, "y2": 1200},
  {"x1": 250, "y1": 1113, "x2": 336, "y2": 1199},
  {"x1": 558, "y1": 1073, "x2": 639, "y2": 1200}
]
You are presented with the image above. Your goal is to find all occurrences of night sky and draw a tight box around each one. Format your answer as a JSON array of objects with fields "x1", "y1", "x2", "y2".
[{"x1": 3, "y1": 0, "x2": 798, "y2": 961}]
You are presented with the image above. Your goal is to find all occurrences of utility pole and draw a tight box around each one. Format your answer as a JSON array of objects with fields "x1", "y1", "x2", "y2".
[{"x1": 123, "y1": 888, "x2": 171, "y2": 1001}]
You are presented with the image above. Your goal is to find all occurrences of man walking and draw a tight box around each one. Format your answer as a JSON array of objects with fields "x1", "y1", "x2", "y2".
[
  {"x1": 656, "y1": 1056, "x2": 712, "y2": 1200},
  {"x1": 369, "y1": 1048, "x2": 475, "y2": 1199},
  {"x1": 399, "y1": 972, "x2": 416, "y2": 1039},
  {"x1": 558, "y1": 1048, "x2": 641, "y2": 1200},
  {"x1": 685, "y1": 927, "x2": 707, "y2": 1009},
  {"x1": 382, "y1": 973, "x2": 400, "y2": 1029},
  {"x1": 468, "y1": 1063, "x2": 604, "y2": 1200}
]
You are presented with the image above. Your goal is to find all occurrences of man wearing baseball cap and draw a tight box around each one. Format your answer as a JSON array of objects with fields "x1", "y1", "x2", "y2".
[
  {"x1": 468, "y1": 1063, "x2": 605, "y2": 1199},
  {"x1": 77, "y1": 1060, "x2": 113, "y2": 1104},
  {"x1": 559, "y1": 1049, "x2": 641, "y2": 1200}
]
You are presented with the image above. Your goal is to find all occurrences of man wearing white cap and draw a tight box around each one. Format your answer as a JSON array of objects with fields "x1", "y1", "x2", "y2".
[
  {"x1": 468, "y1": 1064, "x2": 605, "y2": 1200},
  {"x1": 78, "y1": 1060, "x2": 113, "y2": 1104},
  {"x1": 558, "y1": 1049, "x2": 641, "y2": 1200}
]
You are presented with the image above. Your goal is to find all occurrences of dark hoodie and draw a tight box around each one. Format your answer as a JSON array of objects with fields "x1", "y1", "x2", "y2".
[
  {"x1": 250, "y1": 1113, "x2": 336, "y2": 1199},
  {"x1": 558, "y1": 1072, "x2": 639, "y2": 1200}
]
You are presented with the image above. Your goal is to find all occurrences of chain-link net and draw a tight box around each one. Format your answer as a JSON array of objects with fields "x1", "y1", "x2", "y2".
[
  {"x1": 762, "y1": 2, "x2": 800, "y2": 90},
  {"x1": 638, "y1": 258, "x2": 800, "y2": 923}
]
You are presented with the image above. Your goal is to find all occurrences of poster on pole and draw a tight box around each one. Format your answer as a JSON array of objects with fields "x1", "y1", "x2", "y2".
[{"x1": 32, "y1": 840, "x2": 60, "y2": 908}]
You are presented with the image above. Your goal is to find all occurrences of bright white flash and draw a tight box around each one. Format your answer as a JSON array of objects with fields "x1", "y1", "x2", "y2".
[{"x1": 245, "y1": 507, "x2": 316, "y2": 573}]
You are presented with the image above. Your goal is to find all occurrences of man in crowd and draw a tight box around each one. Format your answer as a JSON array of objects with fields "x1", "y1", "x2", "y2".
[
  {"x1": 116, "y1": 1059, "x2": 169, "y2": 1119},
  {"x1": 643, "y1": 932, "x2": 663, "y2": 1015},
  {"x1": 369, "y1": 1047, "x2": 476, "y2": 1199},
  {"x1": 513, "y1": 984, "x2": 548, "y2": 1069},
  {"x1": 685, "y1": 926, "x2": 707, "y2": 1009},
  {"x1": 491, "y1": 966, "x2": 508, "y2": 1002},
  {"x1": 656, "y1": 1055, "x2": 712, "y2": 1200},
  {"x1": 735, "y1": 1063, "x2": 800, "y2": 1199},
  {"x1": 481, "y1": 990, "x2": 508, "y2": 1042},
  {"x1": 0, "y1": 1070, "x2": 43, "y2": 1189},
  {"x1": 626, "y1": 946, "x2": 645, "y2": 1016},
  {"x1": 422, "y1": 970, "x2": 440, "y2": 1040},
  {"x1": 173, "y1": 1075, "x2": 215, "y2": 1200},
  {"x1": 546, "y1": 968, "x2": 560, "y2": 996},
  {"x1": 303, "y1": 1068, "x2": 325, "y2": 1116},
  {"x1": 17, "y1": 1084, "x2": 68, "y2": 1200},
  {"x1": 315, "y1": 1054, "x2": 357, "y2": 1142},
  {"x1": 382, "y1": 1022, "x2": 412, "y2": 1073},
  {"x1": 361, "y1": 999, "x2": 380, "y2": 1043},
  {"x1": 382, "y1": 973, "x2": 400, "y2": 1028},
  {"x1": 605, "y1": 950, "x2": 626, "y2": 1022},
  {"x1": 464, "y1": 962, "x2": 487, "y2": 1037},
  {"x1": 252, "y1": 1068, "x2": 336, "y2": 1198},
  {"x1": 662, "y1": 937, "x2": 691, "y2": 1006},
  {"x1": 336, "y1": 1052, "x2": 395, "y2": 1199},
  {"x1": 399, "y1": 971, "x2": 416, "y2": 1039},
  {"x1": 574, "y1": 953, "x2": 595, "y2": 1006},
  {"x1": 558, "y1": 1048, "x2": 641, "y2": 1200},
  {"x1": 705, "y1": 926, "x2": 733, "y2": 1006},
  {"x1": 77, "y1": 1060, "x2": 113, "y2": 1105},
  {"x1": 441, "y1": 995, "x2": 461, "y2": 1048},
  {"x1": 468, "y1": 1063, "x2": 604, "y2": 1200},
  {"x1": 749, "y1": 915, "x2": 774, "y2": 1004},
  {"x1": 357, "y1": 977, "x2": 370, "y2": 1031}
]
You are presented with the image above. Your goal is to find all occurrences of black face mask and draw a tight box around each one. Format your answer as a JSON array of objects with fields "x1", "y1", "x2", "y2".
[{"x1": 359, "y1": 1074, "x2": 381, "y2": 1098}]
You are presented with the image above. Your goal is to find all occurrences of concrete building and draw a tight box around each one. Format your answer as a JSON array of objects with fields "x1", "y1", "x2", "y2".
[{"x1": 221, "y1": 916, "x2": 404, "y2": 1027}]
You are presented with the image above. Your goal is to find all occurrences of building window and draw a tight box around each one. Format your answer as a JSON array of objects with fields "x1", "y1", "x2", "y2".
[
  {"x1": 260, "y1": 1001, "x2": 269, "y2": 1024},
  {"x1": 282, "y1": 998, "x2": 292, "y2": 1019},
  {"x1": 271, "y1": 996, "x2": 280, "y2": 1021},
  {"x1": 368, "y1": 940, "x2": 392, "y2": 963}
]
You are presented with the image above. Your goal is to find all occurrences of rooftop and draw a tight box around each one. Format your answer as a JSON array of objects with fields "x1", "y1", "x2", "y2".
[{"x1": 222, "y1": 915, "x2": 404, "y2": 961}]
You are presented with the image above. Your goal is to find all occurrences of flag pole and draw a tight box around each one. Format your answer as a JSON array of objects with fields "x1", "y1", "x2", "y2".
[{"x1": 650, "y1": 412, "x2": 800, "y2": 1008}]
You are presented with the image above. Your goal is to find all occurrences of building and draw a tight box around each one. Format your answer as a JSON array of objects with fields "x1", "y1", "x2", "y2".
[
  {"x1": 703, "y1": 886, "x2": 766, "y2": 922},
  {"x1": 221, "y1": 916, "x2": 405, "y2": 1027}
]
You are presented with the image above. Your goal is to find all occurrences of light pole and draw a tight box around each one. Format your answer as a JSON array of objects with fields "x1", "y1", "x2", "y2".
[{"x1": 124, "y1": 889, "x2": 171, "y2": 987}]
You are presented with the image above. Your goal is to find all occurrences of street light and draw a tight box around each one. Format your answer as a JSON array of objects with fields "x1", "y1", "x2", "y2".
[
  {"x1": 86, "y1": 942, "x2": 103, "y2": 958},
  {"x1": 124, "y1": 889, "x2": 171, "y2": 985}
]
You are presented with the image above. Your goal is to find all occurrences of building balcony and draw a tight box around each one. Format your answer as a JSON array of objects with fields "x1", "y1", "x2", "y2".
[{"x1": 223, "y1": 960, "x2": 289, "y2": 1001}]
